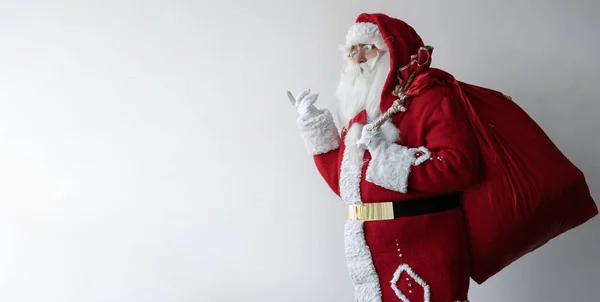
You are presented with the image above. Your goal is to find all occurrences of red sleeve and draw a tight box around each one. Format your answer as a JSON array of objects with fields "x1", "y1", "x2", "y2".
[
  {"x1": 407, "y1": 94, "x2": 480, "y2": 193},
  {"x1": 313, "y1": 149, "x2": 341, "y2": 196}
]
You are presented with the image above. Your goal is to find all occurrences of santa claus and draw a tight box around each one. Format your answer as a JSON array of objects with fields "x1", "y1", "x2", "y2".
[{"x1": 287, "y1": 13, "x2": 478, "y2": 301}]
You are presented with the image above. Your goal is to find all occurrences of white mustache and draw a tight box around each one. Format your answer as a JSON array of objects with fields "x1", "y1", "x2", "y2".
[{"x1": 341, "y1": 55, "x2": 381, "y2": 82}]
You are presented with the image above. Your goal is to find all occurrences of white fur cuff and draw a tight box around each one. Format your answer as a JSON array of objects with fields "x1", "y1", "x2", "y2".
[
  {"x1": 296, "y1": 109, "x2": 341, "y2": 155},
  {"x1": 365, "y1": 144, "x2": 419, "y2": 193}
]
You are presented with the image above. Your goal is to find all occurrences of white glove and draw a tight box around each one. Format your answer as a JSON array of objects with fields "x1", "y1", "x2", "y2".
[
  {"x1": 356, "y1": 123, "x2": 384, "y2": 150},
  {"x1": 358, "y1": 122, "x2": 432, "y2": 166},
  {"x1": 286, "y1": 89, "x2": 320, "y2": 117}
]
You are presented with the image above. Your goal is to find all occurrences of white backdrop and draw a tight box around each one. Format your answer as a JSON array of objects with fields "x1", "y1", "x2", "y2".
[{"x1": 1, "y1": 0, "x2": 599, "y2": 301}]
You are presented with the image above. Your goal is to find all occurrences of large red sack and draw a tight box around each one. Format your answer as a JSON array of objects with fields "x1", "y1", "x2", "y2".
[{"x1": 447, "y1": 77, "x2": 599, "y2": 284}]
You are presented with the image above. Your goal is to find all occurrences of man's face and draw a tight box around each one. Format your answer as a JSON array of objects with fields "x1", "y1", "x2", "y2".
[{"x1": 335, "y1": 42, "x2": 390, "y2": 128}]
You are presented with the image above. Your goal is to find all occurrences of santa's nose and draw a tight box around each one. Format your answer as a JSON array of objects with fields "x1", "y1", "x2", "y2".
[{"x1": 353, "y1": 53, "x2": 367, "y2": 64}]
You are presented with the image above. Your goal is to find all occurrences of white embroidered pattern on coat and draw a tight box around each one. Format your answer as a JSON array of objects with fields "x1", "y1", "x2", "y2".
[{"x1": 390, "y1": 264, "x2": 431, "y2": 302}]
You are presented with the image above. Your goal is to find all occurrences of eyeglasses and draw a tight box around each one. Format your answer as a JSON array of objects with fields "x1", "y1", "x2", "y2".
[{"x1": 348, "y1": 44, "x2": 377, "y2": 59}]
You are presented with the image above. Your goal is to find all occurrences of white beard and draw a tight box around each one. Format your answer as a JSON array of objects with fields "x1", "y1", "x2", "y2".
[{"x1": 334, "y1": 52, "x2": 399, "y2": 146}]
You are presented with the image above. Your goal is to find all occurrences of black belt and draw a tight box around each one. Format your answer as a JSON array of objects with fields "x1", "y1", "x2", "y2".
[
  {"x1": 393, "y1": 193, "x2": 461, "y2": 218},
  {"x1": 347, "y1": 194, "x2": 461, "y2": 221}
]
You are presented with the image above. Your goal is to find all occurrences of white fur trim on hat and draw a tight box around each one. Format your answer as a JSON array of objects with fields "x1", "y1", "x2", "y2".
[
  {"x1": 346, "y1": 22, "x2": 381, "y2": 46},
  {"x1": 340, "y1": 22, "x2": 387, "y2": 58}
]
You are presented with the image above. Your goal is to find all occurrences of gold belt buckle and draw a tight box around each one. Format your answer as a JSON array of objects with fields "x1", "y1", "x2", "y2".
[{"x1": 347, "y1": 202, "x2": 395, "y2": 221}]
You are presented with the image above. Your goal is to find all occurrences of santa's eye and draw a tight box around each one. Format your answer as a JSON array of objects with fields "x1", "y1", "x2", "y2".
[{"x1": 362, "y1": 44, "x2": 374, "y2": 52}]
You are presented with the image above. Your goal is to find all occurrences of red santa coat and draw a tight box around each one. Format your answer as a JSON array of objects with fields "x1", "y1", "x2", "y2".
[{"x1": 295, "y1": 14, "x2": 478, "y2": 302}]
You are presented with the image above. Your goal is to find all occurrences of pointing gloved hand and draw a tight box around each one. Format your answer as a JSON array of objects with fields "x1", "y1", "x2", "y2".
[{"x1": 286, "y1": 89, "x2": 321, "y2": 117}]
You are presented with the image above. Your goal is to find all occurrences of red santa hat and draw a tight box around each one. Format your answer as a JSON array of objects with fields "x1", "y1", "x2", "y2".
[{"x1": 341, "y1": 13, "x2": 437, "y2": 114}]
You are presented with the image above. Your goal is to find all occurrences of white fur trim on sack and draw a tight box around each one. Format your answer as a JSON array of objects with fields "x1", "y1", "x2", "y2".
[
  {"x1": 296, "y1": 109, "x2": 341, "y2": 155},
  {"x1": 345, "y1": 220, "x2": 383, "y2": 302}
]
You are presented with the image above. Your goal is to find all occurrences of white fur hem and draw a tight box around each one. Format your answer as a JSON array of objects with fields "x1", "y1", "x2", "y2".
[
  {"x1": 345, "y1": 220, "x2": 383, "y2": 302},
  {"x1": 340, "y1": 125, "x2": 383, "y2": 301},
  {"x1": 296, "y1": 109, "x2": 340, "y2": 155},
  {"x1": 339, "y1": 124, "x2": 366, "y2": 205},
  {"x1": 365, "y1": 144, "x2": 419, "y2": 193}
]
